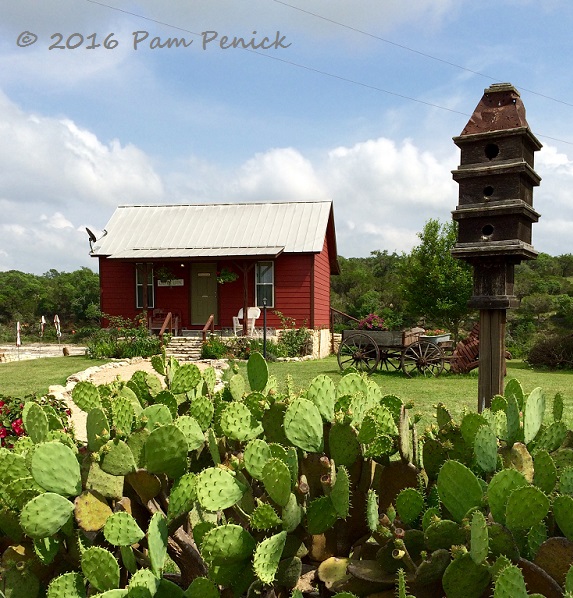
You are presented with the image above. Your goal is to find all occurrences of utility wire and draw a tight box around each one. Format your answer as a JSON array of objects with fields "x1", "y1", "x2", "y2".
[
  {"x1": 270, "y1": 0, "x2": 573, "y2": 109},
  {"x1": 84, "y1": 0, "x2": 572, "y2": 144}
]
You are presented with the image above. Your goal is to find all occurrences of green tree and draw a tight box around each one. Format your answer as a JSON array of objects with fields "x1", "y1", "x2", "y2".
[{"x1": 401, "y1": 219, "x2": 473, "y2": 339}]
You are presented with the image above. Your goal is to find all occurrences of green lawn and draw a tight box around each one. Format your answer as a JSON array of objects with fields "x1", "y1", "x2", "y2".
[{"x1": 0, "y1": 356, "x2": 109, "y2": 398}]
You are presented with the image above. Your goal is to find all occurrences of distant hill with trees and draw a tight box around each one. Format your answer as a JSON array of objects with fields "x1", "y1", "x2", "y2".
[{"x1": 1, "y1": 220, "x2": 572, "y2": 360}]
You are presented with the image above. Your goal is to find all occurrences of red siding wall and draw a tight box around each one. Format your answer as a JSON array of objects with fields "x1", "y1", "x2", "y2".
[
  {"x1": 313, "y1": 236, "x2": 331, "y2": 327},
  {"x1": 99, "y1": 259, "x2": 191, "y2": 327},
  {"x1": 99, "y1": 259, "x2": 138, "y2": 322},
  {"x1": 275, "y1": 254, "x2": 312, "y2": 328},
  {"x1": 99, "y1": 250, "x2": 327, "y2": 331}
]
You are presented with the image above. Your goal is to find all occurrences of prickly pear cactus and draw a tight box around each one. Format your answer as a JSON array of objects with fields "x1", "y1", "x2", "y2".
[{"x1": 283, "y1": 398, "x2": 323, "y2": 453}]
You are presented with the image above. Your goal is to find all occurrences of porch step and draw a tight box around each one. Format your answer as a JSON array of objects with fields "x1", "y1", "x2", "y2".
[{"x1": 165, "y1": 337, "x2": 203, "y2": 362}]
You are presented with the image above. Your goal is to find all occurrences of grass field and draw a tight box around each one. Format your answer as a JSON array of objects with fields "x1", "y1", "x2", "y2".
[
  {"x1": 0, "y1": 356, "x2": 109, "y2": 397},
  {"x1": 2, "y1": 354, "x2": 572, "y2": 431}
]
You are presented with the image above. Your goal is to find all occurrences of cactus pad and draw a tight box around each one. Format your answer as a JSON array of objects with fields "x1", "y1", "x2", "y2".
[
  {"x1": 253, "y1": 530, "x2": 287, "y2": 584},
  {"x1": 104, "y1": 511, "x2": 145, "y2": 546},
  {"x1": 47, "y1": 572, "x2": 86, "y2": 598},
  {"x1": 244, "y1": 439, "x2": 272, "y2": 480},
  {"x1": 196, "y1": 467, "x2": 246, "y2": 511},
  {"x1": 22, "y1": 401, "x2": 49, "y2": 444},
  {"x1": 100, "y1": 439, "x2": 137, "y2": 476},
  {"x1": 167, "y1": 473, "x2": 196, "y2": 523},
  {"x1": 87, "y1": 407, "x2": 110, "y2": 452},
  {"x1": 189, "y1": 394, "x2": 214, "y2": 431},
  {"x1": 437, "y1": 460, "x2": 483, "y2": 523},
  {"x1": 306, "y1": 495, "x2": 338, "y2": 535},
  {"x1": 127, "y1": 568, "x2": 161, "y2": 597},
  {"x1": 262, "y1": 458, "x2": 292, "y2": 507},
  {"x1": 171, "y1": 363, "x2": 202, "y2": 394},
  {"x1": 424, "y1": 519, "x2": 466, "y2": 552},
  {"x1": 474, "y1": 424, "x2": 498, "y2": 473},
  {"x1": 307, "y1": 374, "x2": 336, "y2": 422},
  {"x1": 470, "y1": 510, "x2": 489, "y2": 565},
  {"x1": 396, "y1": 487, "x2": 424, "y2": 525},
  {"x1": 330, "y1": 466, "x2": 350, "y2": 519},
  {"x1": 329, "y1": 423, "x2": 360, "y2": 467},
  {"x1": 442, "y1": 552, "x2": 490, "y2": 598},
  {"x1": 220, "y1": 402, "x2": 263, "y2": 442},
  {"x1": 505, "y1": 485, "x2": 549, "y2": 531},
  {"x1": 174, "y1": 415, "x2": 205, "y2": 451},
  {"x1": 366, "y1": 488, "x2": 379, "y2": 533},
  {"x1": 250, "y1": 502, "x2": 282, "y2": 530},
  {"x1": 201, "y1": 524, "x2": 256, "y2": 564},
  {"x1": 284, "y1": 398, "x2": 323, "y2": 453},
  {"x1": 85, "y1": 461, "x2": 124, "y2": 499},
  {"x1": 110, "y1": 396, "x2": 135, "y2": 438},
  {"x1": 229, "y1": 374, "x2": 247, "y2": 401},
  {"x1": 148, "y1": 512, "x2": 168, "y2": 576},
  {"x1": 144, "y1": 424, "x2": 189, "y2": 479},
  {"x1": 523, "y1": 387, "x2": 545, "y2": 444},
  {"x1": 247, "y1": 351, "x2": 269, "y2": 392},
  {"x1": 184, "y1": 577, "x2": 220, "y2": 598},
  {"x1": 20, "y1": 492, "x2": 74, "y2": 538},
  {"x1": 553, "y1": 495, "x2": 573, "y2": 540},
  {"x1": 72, "y1": 380, "x2": 102, "y2": 412},
  {"x1": 140, "y1": 404, "x2": 173, "y2": 431},
  {"x1": 487, "y1": 468, "x2": 528, "y2": 524},
  {"x1": 29, "y1": 441, "x2": 81, "y2": 497},
  {"x1": 81, "y1": 546, "x2": 120, "y2": 591},
  {"x1": 533, "y1": 450, "x2": 557, "y2": 494},
  {"x1": 74, "y1": 490, "x2": 112, "y2": 532},
  {"x1": 493, "y1": 564, "x2": 528, "y2": 598}
]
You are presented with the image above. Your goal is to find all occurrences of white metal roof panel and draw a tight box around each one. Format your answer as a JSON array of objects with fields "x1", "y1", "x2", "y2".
[
  {"x1": 108, "y1": 247, "x2": 285, "y2": 259},
  {"x1": 91, "y1": 201, "x2": 334, "y2": 257}
]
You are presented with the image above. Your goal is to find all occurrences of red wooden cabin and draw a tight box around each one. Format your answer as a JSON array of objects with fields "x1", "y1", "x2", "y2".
[{"x1": 90, "y1": 201, "x2": 339, "y2": 334}]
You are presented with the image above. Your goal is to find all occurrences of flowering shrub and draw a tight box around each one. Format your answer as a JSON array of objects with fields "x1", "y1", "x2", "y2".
[
  {"x1": 0, "y1": 394, "x2": 72, "y2": 448},
  {"x1": 358, "y1": 313, "x2": 387, "y2": 331},
  {"x1": 423, "y1": 328, "x2": 448, "y2": 336}
]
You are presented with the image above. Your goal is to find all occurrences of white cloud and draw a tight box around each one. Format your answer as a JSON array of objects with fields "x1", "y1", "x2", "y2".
[{"x1": 0, "y1": 92, "x2": 163, "y2": 272}]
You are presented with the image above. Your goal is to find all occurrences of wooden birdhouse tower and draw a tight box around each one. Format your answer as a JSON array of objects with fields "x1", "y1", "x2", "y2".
[{"x1": 451, "y1": 83, "x2": 541, "y2": 410}]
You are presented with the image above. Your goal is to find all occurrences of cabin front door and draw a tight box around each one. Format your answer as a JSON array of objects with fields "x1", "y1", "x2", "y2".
[{"x1": 190, "y1": 263, "x2": 218, "y2": 325}]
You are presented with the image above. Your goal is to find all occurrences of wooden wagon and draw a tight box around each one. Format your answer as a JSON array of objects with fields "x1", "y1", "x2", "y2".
[{"x1": 337, "y1": 328, "x2": 451, "y2": 377}]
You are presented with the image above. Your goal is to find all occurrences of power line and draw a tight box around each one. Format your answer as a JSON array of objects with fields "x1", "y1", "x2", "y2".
[
  {"x1": 270, "y1": 0, "x2": 573, "y2": 109},
  {"x1": 84, "y1": 0, "x2": 573, "y2": 144}
]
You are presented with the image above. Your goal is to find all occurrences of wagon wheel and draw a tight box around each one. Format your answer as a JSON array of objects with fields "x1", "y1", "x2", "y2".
[
  {"x1": 338, "y1": 333, "x2": 380, "y2": 373},
  {"x1": 378, "y1": 348, "x2": 402, "y2": 372},
  {"x1": 401, "y1": 341, "x2": 445, "y2": 378}
]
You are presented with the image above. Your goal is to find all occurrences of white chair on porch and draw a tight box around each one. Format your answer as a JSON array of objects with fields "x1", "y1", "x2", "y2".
[{"x1": 233, "y1": 307, "x2": 261, "y2": 336}]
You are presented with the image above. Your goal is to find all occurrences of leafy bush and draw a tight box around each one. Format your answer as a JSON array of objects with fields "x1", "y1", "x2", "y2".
[
  {"x1": 201, "y1": 335, "x2": 229, "y2": 359},
  {"x1": 527, "y1": 333, "x2": 573, "y2": 368},
  {"x1": 85, "y1": 313, "x2": 163, "y2": 359},
  {"x1": 274, "y1": 310, "x2": 312, "y2": 357}
]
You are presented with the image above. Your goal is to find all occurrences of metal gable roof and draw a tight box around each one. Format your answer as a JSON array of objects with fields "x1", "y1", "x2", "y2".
[{"x1": 91, "y1": 201, "x2": 335, "y2": 259}]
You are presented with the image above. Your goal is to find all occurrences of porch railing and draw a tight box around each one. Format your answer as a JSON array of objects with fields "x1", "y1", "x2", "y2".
[
  {"x1": 158, "y1": 312, "x2": 176, "y2": 347},
  {"x1": 202, "y1": 314, "x2": 215, "y2": 343}
]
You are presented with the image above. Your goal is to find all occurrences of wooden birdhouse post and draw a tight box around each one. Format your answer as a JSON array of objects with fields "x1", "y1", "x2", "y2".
[{"x1": 451, "y1": 83, "x2": 541, "y2": 412}]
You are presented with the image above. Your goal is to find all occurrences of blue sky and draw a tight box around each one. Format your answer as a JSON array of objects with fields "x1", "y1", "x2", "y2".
[{"x1": 1, "y1": 0, "x2": 573, "y2": 274}]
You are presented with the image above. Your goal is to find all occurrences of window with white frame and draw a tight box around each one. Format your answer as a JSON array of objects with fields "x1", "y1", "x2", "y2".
[
  {"x1": 136, "y1": 263, "x2": 155, "y2": 309},
  {"x1": 255, "y1": 261, "x2": 274, "y2": 307}
]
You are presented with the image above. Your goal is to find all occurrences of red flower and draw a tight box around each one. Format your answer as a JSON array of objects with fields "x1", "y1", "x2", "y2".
[{"x1": 0, "y1": 428, "x2": 7, "y2": 438}]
